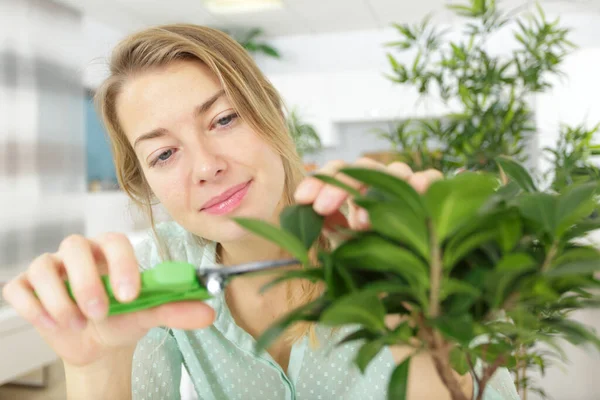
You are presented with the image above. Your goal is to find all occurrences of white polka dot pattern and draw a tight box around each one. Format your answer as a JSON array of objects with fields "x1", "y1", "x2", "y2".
[{"x1": 130, "y1": 222, "x2": 520, "y2": 400}]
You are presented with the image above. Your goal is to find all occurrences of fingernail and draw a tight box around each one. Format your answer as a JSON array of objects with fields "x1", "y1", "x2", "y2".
[
  {"x1": 118, "y1": 281, "x2": 136, "y2": 302},
  {"x1": 37, "y1": 314, "x2": 57, "y2": 331},
  {"x1": 85, "y1": 298, "x2": 106, "y2": 320},
  {"x1": 295, "y1": 181, "x2": 316, "y2": 201},
  {"x1": 358, "y1": 209, "x2": 369, "y2": 226},
  {"x1": 70, "y1": 315, "x2": 87, "y2": 331}
]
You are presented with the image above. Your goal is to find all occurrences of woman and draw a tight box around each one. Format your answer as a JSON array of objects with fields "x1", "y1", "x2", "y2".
[{"x1": 2, "y1": 25, "x2": 519, "y2": 399}]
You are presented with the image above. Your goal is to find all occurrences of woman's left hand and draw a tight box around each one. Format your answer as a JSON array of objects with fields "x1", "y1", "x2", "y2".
[{"x1": 294, "y1": 157, "x2": 443, "y2": 236}]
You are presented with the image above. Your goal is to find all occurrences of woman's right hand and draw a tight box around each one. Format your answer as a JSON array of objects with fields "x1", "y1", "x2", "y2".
[{"x1": 2, "y1": 232, "x2": 215, "y2": 368}]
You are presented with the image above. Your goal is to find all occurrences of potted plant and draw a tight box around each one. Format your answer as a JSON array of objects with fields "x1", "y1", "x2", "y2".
[
  {"x1": 372, "y1": 0, "x2": 575, "y2": 174},
  {"x1": 286, "y1": 108, "x2": 323, "y2": 172},
  {"x1": 234, "y1": 156, "x2": 600, "y2": 400}
]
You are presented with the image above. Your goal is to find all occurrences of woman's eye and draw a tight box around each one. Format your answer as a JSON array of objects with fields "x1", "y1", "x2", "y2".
[
  {"x1": 214, "y1": 113, "x2": 238, "y2": 129},
  {"x1": 150, "y1": 149, "x2": 175, "y2": 167},
  {"x1": 158, "y1": 150, "x2": 172, "y2": 161}
]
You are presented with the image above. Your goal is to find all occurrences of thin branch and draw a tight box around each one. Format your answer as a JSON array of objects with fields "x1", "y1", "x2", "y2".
[
  {"x1": 428, "y1": 220, "x2": 442, "y2": 317},
  {"x1": 541, "y1": 240, "x2": 559, "y2": 273}
]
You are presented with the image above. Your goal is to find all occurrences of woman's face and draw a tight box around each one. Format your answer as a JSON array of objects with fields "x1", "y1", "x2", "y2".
[{"x1": 116, "y1": 60, "x2": 286, "y2": 244}]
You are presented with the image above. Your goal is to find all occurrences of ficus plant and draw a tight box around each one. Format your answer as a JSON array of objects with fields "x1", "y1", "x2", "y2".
[{"x1": 234, "y1": 156, "x2": 600, "y2": 400}]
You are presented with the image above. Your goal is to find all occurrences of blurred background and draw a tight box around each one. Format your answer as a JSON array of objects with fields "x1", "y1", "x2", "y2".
[{"x1": 1, "y1": 0, "x2": 600, "y2": 399}]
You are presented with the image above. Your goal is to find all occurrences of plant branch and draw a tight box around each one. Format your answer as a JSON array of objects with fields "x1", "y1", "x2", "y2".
[
  {"x1": 475, "y1": 356, "x2": 505, "y2": 400},
  {"x1": 541, "y1": 240, "x2": 559, "y2": 273},
  {"x1": 428, "y1": 220, "x2": 442, "y2": 317}
]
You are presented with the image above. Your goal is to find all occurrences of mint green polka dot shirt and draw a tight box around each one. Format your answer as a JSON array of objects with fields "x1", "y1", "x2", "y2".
[{"x1": 130, "y1": 222, "x2": 520, "y2": 400}]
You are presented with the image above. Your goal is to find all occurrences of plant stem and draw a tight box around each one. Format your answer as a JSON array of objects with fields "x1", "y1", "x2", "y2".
[
  {"x1": 475, "y1": 357, "x2": 505, "y2": 400},
  {"x1": 417, "y1": 318, "x2": 468, "y2": 400},
  {"x1": 541, "y1": 240, "x2": 559, "y2": 273},
  {"x1": 428, "y1": 221, "x2": 442, "y2": 317}
]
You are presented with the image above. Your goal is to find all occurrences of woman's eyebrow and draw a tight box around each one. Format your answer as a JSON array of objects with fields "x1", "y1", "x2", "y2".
[{"x1": 133, "y1": 89, "x2": 226, "y2": 149}]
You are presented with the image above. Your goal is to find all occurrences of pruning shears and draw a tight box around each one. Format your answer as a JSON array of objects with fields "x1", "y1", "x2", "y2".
[{"x1": 64, "y1": 258, "x2": 299, "y2": 316}]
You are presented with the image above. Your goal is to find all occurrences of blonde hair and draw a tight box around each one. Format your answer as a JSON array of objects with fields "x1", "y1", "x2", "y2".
[{"x1": 94, "y1": 24, "x2": 325, "y2": 345}]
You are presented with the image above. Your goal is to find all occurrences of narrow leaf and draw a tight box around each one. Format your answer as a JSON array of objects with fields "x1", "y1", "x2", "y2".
[
  {"x1": 340, "y1": 167, "x2": 425, "y2": 216},
  {"x1": 279, "y1": 204, "x2": 324, "y2": 250},
  {"x1": 388, "y1": 357, "x2": 411, "y2": 400},
  {"x1": 255, "y1": 296, "x2": 328, "y2": 353},
  {"x1": 338, "y1": 328, "x2": 379, "y2": 346},
  {"x1": 516, "y1": 193, "x2": 557, "y2": 235},
  {"x1": 449, "y1": 347, "x2": 470, "y2": 375},
  {"x1": 425, "y1": 172, "x2": 499, "y2": 241},
  {"x1": 320, "y1": 292, "x2": 386, "y2": 331},
  {"x1": 333, "y1": 234, "x2": 429, "y2": 287},
  {"x1": 355, "y1": 340, "x2": 385, "y2": 373},
  {"x1": 555, "y1": 182, "x2": 599, "y2": 236},
  {"x1": 234, "y1": 218, "x2": 309, "y2": 264},
  {"x1": 312, "y1": 173, "x2": 362, "y2": 197},
  {"x1": 355, "y1": 199, "x2": 429, "y2": 260},
  {"x1": 496, "y1": 156, "x2": 537, "y2": 192}
]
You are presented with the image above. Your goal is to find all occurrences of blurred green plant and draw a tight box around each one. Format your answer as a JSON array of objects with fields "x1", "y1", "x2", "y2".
[
  {"x1": 544, "y1": 123, "x2": 600, "y2": 192},
  {"x1": 287, "y1": 108, "x2": 323, "y2": 159},
  {"x1": 379, "y1": 0, "x2": 576, "y2": 173},
  {"x1": 234, "y1": 156, "x2": 600, "y2": 400},
  {"x1": 221, "y1": 27, "x2": 281, "y2": 58}
]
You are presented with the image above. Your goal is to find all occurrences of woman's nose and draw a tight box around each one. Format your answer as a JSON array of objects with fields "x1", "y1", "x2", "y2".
[{"x1": 191, "y1": 141, "x2": 227, "y2": 184}]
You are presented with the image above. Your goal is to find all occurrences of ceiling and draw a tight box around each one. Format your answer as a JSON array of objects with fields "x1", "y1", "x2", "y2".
[{"x1": 55, "y1": 0, "x2": 598, "y2": 37}]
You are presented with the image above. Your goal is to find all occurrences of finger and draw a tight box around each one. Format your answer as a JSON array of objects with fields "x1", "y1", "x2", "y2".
[
  {"x1": 316, "y1": 157, "x2": 389, "y2": 215},
  {"x1": 295, "y1": 159, "x2": 345, "y2": 205},
  {"x1": 345, "y1": 158, "x2": 388, "y2": 229},
  {"x1": 103, "y1": 301, "x2": 216, "y2": 334},
  {"x1": 386, "y1": 161, "x2": 414, "y2": 181},
  {"x1": 26, "y1": 253, "x2": 88, "y2": 331},
  {"x1": 409, "y1": 169, "x2": 444, "y2": 194},
  {"x1": 2, "y1": 273, "x2": 59, "y2": 332},
  {"x1": 58, "y1": 235, "x2": 109, "y2": 321},
  {"x1": 92, "y1": 232, "x2": 140, "y2": 304}
]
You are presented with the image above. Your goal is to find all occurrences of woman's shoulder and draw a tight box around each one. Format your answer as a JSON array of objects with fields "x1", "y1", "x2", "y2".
[{"x1": 128, "y1": 221, "x2": 216, "y2": 271}]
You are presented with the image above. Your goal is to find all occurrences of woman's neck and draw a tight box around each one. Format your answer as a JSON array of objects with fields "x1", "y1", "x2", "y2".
[{"x1": 217, "y1": 235, "x2": 284, "y2": 266}]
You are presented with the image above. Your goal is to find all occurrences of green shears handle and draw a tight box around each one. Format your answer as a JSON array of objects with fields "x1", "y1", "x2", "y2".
[{"x1": 65, "y1": 261, "x2": 212, "y2": 316}]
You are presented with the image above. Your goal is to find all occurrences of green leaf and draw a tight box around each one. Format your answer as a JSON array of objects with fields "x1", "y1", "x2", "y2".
[
  {"x1": 496, "y1": 156, "x2": 537, "y2": 192},
  {"x1": 564, "y1": 217, "x2": 600, "y2": 240},
  {"x1": 234, "y1": 218, "x2": 310, "y2": 264},
  {"x1": 425, "y1": 172, "x2": 499, "y2": 241},
  {"x1": 354, "y1": 199, "x2": 429, "y2": 261},
  {"x1": 388, "y1": 357, "x2": 411, "y2": 400},
  {"x1": 340, "y1": 167, "x2": 425, "y2": 216},
  {"x1": 355, "y1": 340, "x2": 385, "y2": 374},
  {"x1": 312, "y1": 174, "x2": 362, "y2": 197},
  {"x1": 338, "y1": 328, "x2": 380, "y2": 346},
  {"x1": 432, "y1": 314, "x2": 476, "y2": 345},
  {"x1": 320, "y1": 291, "x2": 386, "y2": 331},
  {"x1": 498, "y1": 213, "x2": 523, "y2": 253},
  {"x1": 449, "y1": 347, "x2": 470, "y2": 375},
  {"x1": 546, "y1": 259, "x2": 600, "y2": 277},
  {"x1": 544, "y1": 318, "x2": 600, "y2": 350},
  {"x1": 323, "y1": 252, "x2": 355, "y2": 298},
  {"x1": 333, "y1": 234, "x2": 429, "y2": 288},
  {"x1": 440, "y1": 278, "x2": 481, "y2": 302},
  {"x1": 516, "y1": 193, "x2": 557, "y2": 235},
  {"x1": 443, "y1": 228, "x2": 498, "y2": 270},
  {"x1": 555, "y1": 182, "x2": 599, "y2": 236},
  {"x1": 260, "y1": 268, "x2": 324, "y2": 294},
  {"x1": 491, "y1": 253, "x2": 537, "y2": 308},
  {"x1": 255, "y1": 296, "x2": 328, "y2": 353},
  {"x1": 279, "y1": 204, "x2": 324, "y2": 250}
]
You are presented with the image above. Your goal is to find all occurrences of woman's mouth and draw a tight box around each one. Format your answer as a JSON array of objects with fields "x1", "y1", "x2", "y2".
[{"x1": 200, "y1": 180, "x2": 252, "y2": 216}]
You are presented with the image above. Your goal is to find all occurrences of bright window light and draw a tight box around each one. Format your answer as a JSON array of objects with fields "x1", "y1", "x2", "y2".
[{"x1": 204, "y1": 0, "x2": 284, "y2": 14}]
